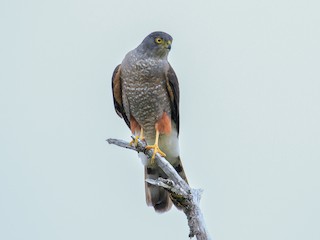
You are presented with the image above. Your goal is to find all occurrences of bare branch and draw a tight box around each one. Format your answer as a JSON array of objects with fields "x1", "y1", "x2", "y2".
[{"x1": 107, "y1": 137, "x2": 211, "y2": 240}]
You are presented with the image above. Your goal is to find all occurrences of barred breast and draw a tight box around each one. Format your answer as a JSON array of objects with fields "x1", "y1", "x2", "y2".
[{"x1": 121, "y1": 51, "x2": 171, "y2": 142}]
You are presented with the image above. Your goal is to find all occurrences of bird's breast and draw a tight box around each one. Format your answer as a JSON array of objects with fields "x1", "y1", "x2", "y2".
[{"x1": 121, "y1": 57, "x2": 171, "y2": 139}]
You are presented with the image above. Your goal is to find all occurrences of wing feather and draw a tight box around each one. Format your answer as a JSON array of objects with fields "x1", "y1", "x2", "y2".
[
  {"x1": 111, "y1": 64, "x2": 130, "y2": 128},
  {"x1": 165, "y1": 64, "x2": 180, "y2": 134}
]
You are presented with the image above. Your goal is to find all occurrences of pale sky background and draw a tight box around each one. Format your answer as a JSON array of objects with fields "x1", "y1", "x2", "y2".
[{"x1": 1, "y1": 0, "x2": 320, "y2": 239}]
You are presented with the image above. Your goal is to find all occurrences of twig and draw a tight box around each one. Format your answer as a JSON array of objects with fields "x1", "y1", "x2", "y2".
[{"x1": 107, "y1": 137, "x2": 211, "y2": 240}]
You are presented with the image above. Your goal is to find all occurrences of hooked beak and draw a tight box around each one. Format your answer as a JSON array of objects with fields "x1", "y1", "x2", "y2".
[{"x1": 165, "y1": 40, "x2": 172, "y2": 50}]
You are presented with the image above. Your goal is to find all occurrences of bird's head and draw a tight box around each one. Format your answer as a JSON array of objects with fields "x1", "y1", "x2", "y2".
[{"x1": 137, "y1": 31, "x2": 173, "y2": 58}]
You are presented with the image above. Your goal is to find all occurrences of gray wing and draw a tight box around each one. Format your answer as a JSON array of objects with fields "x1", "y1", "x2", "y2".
[{"x1": 111, "y1": 64, "x2": 130, "y2": 128}]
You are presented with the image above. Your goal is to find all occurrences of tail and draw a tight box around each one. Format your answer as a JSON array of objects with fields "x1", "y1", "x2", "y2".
[{"x1": 144, "y1": 156, "x2": 188, "y2": 212}]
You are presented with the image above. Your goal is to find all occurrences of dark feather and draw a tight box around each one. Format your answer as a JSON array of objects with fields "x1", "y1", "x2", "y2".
[
  {"x1": 111, "y1": 64, "x2": 130, "y2": 128},
  {"x1": 165, "y1": 64, "x2": 180, "y2": 134}
]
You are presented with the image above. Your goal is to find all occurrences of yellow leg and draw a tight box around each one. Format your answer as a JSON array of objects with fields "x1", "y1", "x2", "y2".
[
  {"x1": 145, "y1": 130, "x2": 166, "y2": 163},
  {"x1": 129, "y1": 128, "x2": 145, "y2": 146},
  {"x1": 139, "y1": 128, "x2": 144, "y2": 140}
]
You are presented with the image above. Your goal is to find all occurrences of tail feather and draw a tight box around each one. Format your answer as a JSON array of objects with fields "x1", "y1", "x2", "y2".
[
  {"x1": 145, "y1": 166, "x2": 172, "y2": 212},
  {"x1": 171, "y1": 156, "x2": 188, "y2": 184},
  {"x1": 144, "y1": 156, "x2": 188, "y2": 212}
]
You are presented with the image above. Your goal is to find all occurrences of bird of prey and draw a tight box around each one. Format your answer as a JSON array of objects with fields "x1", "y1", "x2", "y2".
[{"x1": 111, "y1": 31, "x2": 188, "y2": 212}]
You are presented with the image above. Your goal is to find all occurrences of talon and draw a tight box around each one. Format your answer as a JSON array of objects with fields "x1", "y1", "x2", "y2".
[
  {"x1": 129, "y1": 135, "x2": 139, "y2": 147},
  {"x1": 145, "y1": 129, "x2": 166, "y2": 164},
  {"x1": 129, "y1": 128, "x2": 145, "y2": 147},
  {"x1": 145, "y1": 144, "x2": 166, "y2": 163}
]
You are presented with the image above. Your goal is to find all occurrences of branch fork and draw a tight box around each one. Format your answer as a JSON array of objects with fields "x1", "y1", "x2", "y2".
[{"x1": 107, "y1": 137, "x2": 211, "y2": 240}]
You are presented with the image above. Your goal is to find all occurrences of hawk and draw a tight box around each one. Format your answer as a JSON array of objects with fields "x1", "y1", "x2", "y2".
[{"x1": 111, "y1": 31, "x2": 188, "y2": 212}]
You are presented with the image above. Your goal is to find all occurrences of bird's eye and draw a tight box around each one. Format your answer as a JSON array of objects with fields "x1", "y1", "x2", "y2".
[{"x1": 155, "y1": 37, "x2": 163, "y2": 44}]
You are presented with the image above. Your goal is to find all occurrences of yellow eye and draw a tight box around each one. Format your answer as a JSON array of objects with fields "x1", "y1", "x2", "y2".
[{"x1": 155, "y1": 37, "x2": 163, "y2": 44}]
